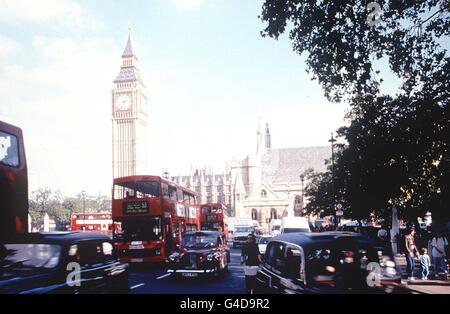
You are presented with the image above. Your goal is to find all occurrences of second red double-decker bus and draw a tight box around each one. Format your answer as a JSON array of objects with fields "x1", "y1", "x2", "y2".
[
  {"x1": 112, "y1": 175, "x2": 200, "y2": 263},
  {"x1": 70, "y1": 212, "x2": 112, "y2": 236},
  {"x1": 200, "y1": 203, "x2": 228, "y2": 239}
]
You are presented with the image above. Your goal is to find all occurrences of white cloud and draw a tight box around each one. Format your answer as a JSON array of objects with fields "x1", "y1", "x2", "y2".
[
  {"x1": 0, "y1": 35, "x2": 20, "y2": 59},
  {"x1": 0, "y1": 34, "x2": 120, "y2": 196},
  {"x1": 174, "y1": 0, "x2": 203, "y2": 11},
  {"x1": 0, "y1": 0, "x2": 101, "y2": 30}
]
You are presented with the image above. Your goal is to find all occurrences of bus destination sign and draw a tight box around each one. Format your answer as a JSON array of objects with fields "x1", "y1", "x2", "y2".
[{"x1": 123, "y1": 201, "x2": 149, "y2": 214}]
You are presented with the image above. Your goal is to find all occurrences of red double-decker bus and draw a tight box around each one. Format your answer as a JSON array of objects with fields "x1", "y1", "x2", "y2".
[
  {"x1": 200, "y1": 203, "x2": 228, "y2": 239},
  {"x1": 0, "y1": 120, "x2": 28, "y2": 241},
  {"x1": 70, "y1": 212, "x2": 112, "y2": 236},
  {"x1": 112, "y1": 175, "x2": 200, "y2": 263}
]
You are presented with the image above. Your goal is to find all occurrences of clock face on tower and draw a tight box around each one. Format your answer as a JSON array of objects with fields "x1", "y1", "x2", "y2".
[{"x1": 116, "y1": 93, "x2": 132, "y2": 111}]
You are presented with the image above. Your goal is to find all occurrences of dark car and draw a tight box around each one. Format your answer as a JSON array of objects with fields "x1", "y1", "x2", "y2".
[
  {"x1": 0, "y1": 232, "x2": 129, "y2": 294},
  {"x1": 167, "y1": 231, "x2": 229, "y2": 278},
  {"x1": 255, "y1": 232, "x2": 409, "y2": 294}
]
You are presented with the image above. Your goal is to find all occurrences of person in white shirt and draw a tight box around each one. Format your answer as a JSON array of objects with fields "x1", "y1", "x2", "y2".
[{"x1": 430, "y1": 231, "x2": 448, "y2": 277}]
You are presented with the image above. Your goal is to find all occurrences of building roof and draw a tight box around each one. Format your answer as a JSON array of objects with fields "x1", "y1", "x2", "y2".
[{"x1": 262, "y1": 146, "x2": 330, "y2": 183}]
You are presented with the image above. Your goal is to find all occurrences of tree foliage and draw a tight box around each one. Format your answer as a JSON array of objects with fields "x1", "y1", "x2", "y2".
[
  {"x1": 261, "y1": 1, "x2": 450, "y2": 223},
  {"x1": 261, "y1": 0, "x2": 450, "y2": 102}
]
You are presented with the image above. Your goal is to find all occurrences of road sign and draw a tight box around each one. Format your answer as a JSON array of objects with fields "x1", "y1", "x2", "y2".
[
  {"x1": 336, "y1": 203, "x2": 343, "y2": 210},
  {"x1": 336, "y1": 210, "x2": 343, "y2": 217}
]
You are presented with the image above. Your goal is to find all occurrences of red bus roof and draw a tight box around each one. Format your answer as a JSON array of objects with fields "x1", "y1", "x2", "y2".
[{"x1": 113, "y1": 175, "x2": 199, "y2": 196}]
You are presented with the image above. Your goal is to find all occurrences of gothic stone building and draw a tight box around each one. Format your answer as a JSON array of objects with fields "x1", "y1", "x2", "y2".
[{"x1": 171, "y1": 124, "x2": 330, "y2": 228}]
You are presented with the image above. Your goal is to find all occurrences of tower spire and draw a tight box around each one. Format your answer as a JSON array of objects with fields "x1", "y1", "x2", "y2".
[
  {"x1": 265, "y1": 123, "x2": 271, "y2": 149},
  {"x1": 122, "y1": 25, "x2": 134, "y2": 58},
  {"x1": 256, "y1": 117, "x2": 262, "y2": 155}
]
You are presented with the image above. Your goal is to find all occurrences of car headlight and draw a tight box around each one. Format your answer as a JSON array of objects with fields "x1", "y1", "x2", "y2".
[
  {"x1": 207, "y1": 254, "x2": 215, "y2": 261},
  {"x1": 169, "y1": 253, "x2": 179, "y2": 261}
]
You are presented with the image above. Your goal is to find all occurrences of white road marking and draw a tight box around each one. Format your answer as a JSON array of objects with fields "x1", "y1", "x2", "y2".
[
  {"x1": 228, "y1": 265, "x2": 245, "y2": 269},
  {"x1": 156, "y1": 273, "x2": 171, "y2": 280},
  {"x1": 130, "y1": 283, "x2": 145, "y2": 290}
]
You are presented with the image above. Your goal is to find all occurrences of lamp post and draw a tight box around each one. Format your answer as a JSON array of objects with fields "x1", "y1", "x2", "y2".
[
  {"x1": 299, "y1": 174, "x2": 305, "y2": 215},
  {"x1": 81, "y1": 190, "x2": 86, "y2": 224},
  {"x1": 328, "y1": 133, "x2": 336, "y2": 228}
]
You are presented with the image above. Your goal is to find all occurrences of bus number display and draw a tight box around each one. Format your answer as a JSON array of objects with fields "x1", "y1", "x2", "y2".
[{"x1": 123, "y1": 201, "x2": 149, "y2": 214}]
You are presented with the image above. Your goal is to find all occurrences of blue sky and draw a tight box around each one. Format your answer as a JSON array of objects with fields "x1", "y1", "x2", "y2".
[{"x1": 0, "y1": 0, "x2": 402, "y2": 197}]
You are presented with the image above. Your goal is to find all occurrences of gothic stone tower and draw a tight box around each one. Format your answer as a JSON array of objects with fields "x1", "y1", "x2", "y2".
[{"x1": 112, "y1": 29, "x2": 148, "y2": 179}]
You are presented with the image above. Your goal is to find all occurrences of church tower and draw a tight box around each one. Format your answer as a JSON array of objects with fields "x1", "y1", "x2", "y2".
[{"x1": 112, "y1": 28, "x2": 148, "y2": 179}]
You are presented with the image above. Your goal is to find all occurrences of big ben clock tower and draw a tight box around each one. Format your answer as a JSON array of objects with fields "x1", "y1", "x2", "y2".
[{"x1": 112, "y1": 28, "x2": 148, "y2": 179}]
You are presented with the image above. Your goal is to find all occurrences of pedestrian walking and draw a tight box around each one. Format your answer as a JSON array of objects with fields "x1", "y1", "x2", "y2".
[
  {"x1": 419, "y1": 247, "x2": 431, "y2": 280},
  {"x1": 405, "y1": 228, "x2": 419, "y2": 281},
  {"x1": 241, "y1": 233, "x2": 261, "y2": 294},
  {"x1": 430, "y1": 231, "x2": 448, "y2": 278}
]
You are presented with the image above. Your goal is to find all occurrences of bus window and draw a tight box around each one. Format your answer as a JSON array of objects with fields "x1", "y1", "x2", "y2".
[
  {"x1": 190, "y1": 195, "x2": 196, "y2": 206},
  {"x1": 162, "y1": 183, "x2": 170, "y2": 199},
  {"x1": 136, "y1": 181, "x2": 160, "y2": 198},
  {"x1": 183, "y1": 192, "x2": 190, "y2": 204},
  {"x1": 0, "y1": 131, "x2": 19, "y2": 167},
  {"x1": 177, "y1": 188, "x2": 183, "y2": 202},
  {"x1": 172, "y1": 222, "x2": 180, "y2": 240},
  {"x1": 201, "y1": 206, "x2": 208, "y2": 215},
  {"x1": 168, "y1": 186, "x2": 177, "y2": 201},
  {"x1": 114, "y1": 182, "x2": 135, "y2": 200}
]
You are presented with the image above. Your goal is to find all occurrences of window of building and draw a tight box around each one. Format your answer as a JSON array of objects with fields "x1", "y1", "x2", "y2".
[
  {"x1": 251, "y1": 208, "x2": 258, "y2": 221},
  {"x1": 261, "y1": 189, "x2": 267, "y2": 198},
  {"x1": 270, "y1": 208, "x2": 278, "y2": 220}
]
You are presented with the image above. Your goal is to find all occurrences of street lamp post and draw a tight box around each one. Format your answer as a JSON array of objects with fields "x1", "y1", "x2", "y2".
[
  {"x1": 299, "y1": 174, "x2": 305, "y2": 215},
  {"x1": 81, "y1": 190, "x2": 86, "y2": 226},
  {"x1": 328, "y1": 133, "x2": 337, "y2": 228}
]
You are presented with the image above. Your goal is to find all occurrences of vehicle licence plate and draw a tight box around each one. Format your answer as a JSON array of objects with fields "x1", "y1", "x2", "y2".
[
  {"x1": 129, "y1": 245, "x2": 144, "y2": 250},
  {"x1": 131, "y1": 258, "x2": 143, "y2": 263},
  {"x1": 182, "y1": 272, "x2": 198, "y2": 277}
]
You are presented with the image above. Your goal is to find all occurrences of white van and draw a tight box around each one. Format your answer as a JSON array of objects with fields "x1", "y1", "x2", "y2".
[
  {"x1": 269, "y1": 219, "x2": 281, "y2": 236},
  {"x1": 281, "y1": 217, "x2": 312, "y2": 234}
]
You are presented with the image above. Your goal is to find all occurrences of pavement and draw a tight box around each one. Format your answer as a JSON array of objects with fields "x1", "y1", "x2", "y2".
[{"x1": 395, "y1": 255, "x2": 450, "y2": 294}]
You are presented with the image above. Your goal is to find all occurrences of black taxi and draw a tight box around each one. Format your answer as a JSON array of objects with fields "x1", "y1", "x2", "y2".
[
  {"x1": 167, "y1": 231, "x2": 229, "y2": 278},
  {"x1": 0, "y1": 232, "x2": 129, "y2": 294},
  {"x1": 255, "y1": 232, "x2": 409, "y2": 294}
]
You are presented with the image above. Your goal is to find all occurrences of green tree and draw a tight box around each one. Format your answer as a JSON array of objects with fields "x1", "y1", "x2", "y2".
[
  {"x1": 260, "y1": 0, "x2": 450, "y2": 224},
  {"x1": 260, "y1": 0, "x2": 449, "y2": 102}
]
